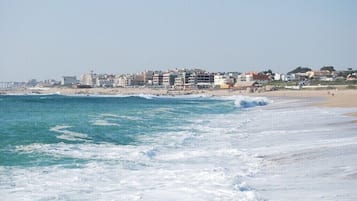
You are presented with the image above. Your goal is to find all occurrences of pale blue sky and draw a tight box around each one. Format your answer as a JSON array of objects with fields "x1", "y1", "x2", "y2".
[{"x1": 0, "y1": 0, "x2": 356, "y2": 81}]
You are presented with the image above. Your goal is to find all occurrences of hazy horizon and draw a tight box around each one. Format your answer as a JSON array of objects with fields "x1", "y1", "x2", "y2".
[{"x1": 1, "y1": 0, "x2": 356, "y2": 82}]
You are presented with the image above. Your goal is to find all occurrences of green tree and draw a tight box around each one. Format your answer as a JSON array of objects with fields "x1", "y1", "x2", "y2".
[
  {"x1": 320, "y1": 66, "x2": 335, "y2": 72},
  {"x1": 261, "y1": 69, "x2": 273, "y2": 75},
  {"x1": 288, "y1": 66, "x2": 312, "y2": 74}
]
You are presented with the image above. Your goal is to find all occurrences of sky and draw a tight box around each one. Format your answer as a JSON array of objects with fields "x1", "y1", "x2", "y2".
[{"x1": 0, "y1": 0, "x2": 356, "y2": 81}]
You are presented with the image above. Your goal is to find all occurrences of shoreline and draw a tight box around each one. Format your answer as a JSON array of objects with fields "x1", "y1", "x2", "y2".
[{"x1": 2, "y1": 87, "x2": 357, "y2": 120}]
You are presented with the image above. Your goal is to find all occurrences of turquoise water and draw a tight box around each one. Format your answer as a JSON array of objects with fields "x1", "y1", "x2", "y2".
[
  {"x1": 0, "y1": 95, "x2": 251, "y2": 167},
  {"x1": 0, "y1": 94, "x2": 271, "y2": 200}
]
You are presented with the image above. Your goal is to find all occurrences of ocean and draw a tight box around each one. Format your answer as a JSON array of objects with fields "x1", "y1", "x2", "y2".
[{"x1": 0, "y1": 94, "x2": 356, "y2": 201}]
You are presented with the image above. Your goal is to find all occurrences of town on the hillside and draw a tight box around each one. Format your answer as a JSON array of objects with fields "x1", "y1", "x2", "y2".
[{"x1": 1, "y1": 66, "x2": 357, "y2": 91}]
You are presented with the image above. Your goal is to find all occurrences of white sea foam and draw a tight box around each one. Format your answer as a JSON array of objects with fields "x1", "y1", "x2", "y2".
[
  {"x1": 2, "y1": 96, "x2": 357, "y2": 201},
  {"x1": 92, "y1": 119, "x2": 120, "y2": 126},
  {"x1": 50, "y1": 125, "x2": 91, "y2": 142},
  {"x1": 94, "y1": 113, "x2": 142, "y2": 121},
  {"x1": 197, "y1": 95, "x2": 272, "y2": 108},
  {"x1": 135, "y1": 93, "x2": 155, "y2": 99},
  {"x1": 10, "y1": 116, "x2": 263, "y2": 201},
  {"x1": 63, "y1": 93, "x2": 156, "y2": 99},
  {"x1": 227, "y1": 95, "x2": 271, "y2": 108}
]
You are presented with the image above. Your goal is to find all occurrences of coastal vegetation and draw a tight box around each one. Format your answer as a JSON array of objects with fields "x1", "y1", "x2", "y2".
[{"x1": 288, "y1": 66, "x2": 312, "y2": 74}]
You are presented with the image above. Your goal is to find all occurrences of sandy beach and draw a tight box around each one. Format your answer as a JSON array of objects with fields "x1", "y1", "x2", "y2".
[
  {"x1": 256, "y1": 89, "x2": 357, "y2": 107},
  {"x1": 256, "y1": 89, "x2": 357, "y2": 120}
]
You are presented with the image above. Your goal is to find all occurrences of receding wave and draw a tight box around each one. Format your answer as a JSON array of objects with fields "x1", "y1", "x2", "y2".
[{"x1": 91, "y1": 119, "x2": 120, "y2": 126}]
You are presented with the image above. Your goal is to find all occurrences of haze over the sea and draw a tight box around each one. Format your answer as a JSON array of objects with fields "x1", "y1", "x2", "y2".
[{"x1": 0, "y1": 0, "x2": 356, "y2": 81}]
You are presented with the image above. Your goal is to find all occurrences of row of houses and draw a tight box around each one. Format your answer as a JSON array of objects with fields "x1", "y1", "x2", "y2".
[
  {"x1": 0, "y1": 82, "x2": 26, "y2": 89},
  {"x1": 4, "y1": 67, "x2": 354, "y2": 90},
  {"x1": 77, "y1": 69, "x2": 216, "y2": 89},
  {"x1": 59, "y1": 67, "x2": 356, "y2": 89},
  {"x1": 0, "y1": 79, "x2": 60, "y2": 89},
  {"x1": 274, "y1": 70, "x2": 357, "y2": 82},
  {"x1": 73, "y1": 69, "x2": 273, "y2": 89}
]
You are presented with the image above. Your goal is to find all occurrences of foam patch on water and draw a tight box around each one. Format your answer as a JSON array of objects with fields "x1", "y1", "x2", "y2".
[
  {"x1": 92, "y1": 119, "x2": 120, "y2": 126},
  {"x1": 95, "y1": 113, "x2": 142, "y2": 121},
  {"x1": 99, "y1": 113, "x2": 121, "y2": 118},
  {"x1": 50, "y1": 125, "x2": 91, "y2": 142}
]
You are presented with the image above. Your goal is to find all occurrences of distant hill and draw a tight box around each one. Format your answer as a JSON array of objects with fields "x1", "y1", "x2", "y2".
[{"x1": 288, "y1": 67, "x2": 312, "y2": 74}]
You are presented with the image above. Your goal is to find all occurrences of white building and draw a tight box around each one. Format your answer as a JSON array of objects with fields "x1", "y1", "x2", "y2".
[
  {"x1": 237, "y1": 73, "x2": 253, "y2": 82},
  {"x1": 274, "y1": 73, "x2": 290, "y2": 81},
  {"x1": 162, "y1": 73, "x2": 177, "y2": 87},
  {"x1": 214, "y1": 74, "x2": 234, "y2": 89},
  {"x1": 152, "y1": 73, "x2": 163, "y2": 85},
  {"x1": 80, "y1": 73, "x2": 97, "y2": 87},
  {"x1": 94, "y1": 74, "x2": 115, "y2": 87},
  {"x1": 0, "y1": 82, "x2": 14, "y2": 89},
  {"x1": 274, "y1": 73, "x2": 282, "y2": 81},
  {"x1": 174, "y1": 76, "x2": 185, "y2": 89},
  {"x1": 214, "y1": 74, "x2": 226, "y2": 86},
  {"x1": 114, "y1": 74, "x2": 133, "y2": 87}
]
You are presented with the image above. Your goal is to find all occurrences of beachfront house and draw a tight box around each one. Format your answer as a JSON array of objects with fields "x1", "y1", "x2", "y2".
[
  {"x1": 174, "y1": 76, "x2": 185, "y2": 89},
  {"x1": 173, "y1": 70, "x2": 192, "y2": 89},
  {"x1": 214, "y1": 74, "x2": 234, "y2": 89},
  {"x1": 188, "y1": 71, "x2": 214, "y2": 89},
  {"x1": 238, "y1": 72, "x2": 270, "y2": 84},
  {"x1": 131, "y1": 74, "x2": 145, "y2": 86},
  {"x1": 162, "y1": 73, "x2": 177, "y2": 88},
  {"x1": 95, "y1": 74, "x2": 115, "y2": 87},
  {"x1": 114, "y1": 74, "x2": 133, "y2": 87},
  {"x1": 152, "y1": 72, "x2": 163, "y2": 86},
  {"x1": 142, "y1": 71, "x2": 154, "y2": 85},
  {"x1": 274, "y1": 73, "x2": 284, "y2": 81},
  {"x1": 306, "y1": 70, "x2": 334, "y2": 81}
]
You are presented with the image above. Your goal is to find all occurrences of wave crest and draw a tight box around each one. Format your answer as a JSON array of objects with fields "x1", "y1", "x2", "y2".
[
  {"x1": 235, "y1": 96, "x2": 270, "y2": 108},
  {"x1": 213, "y1": 95, "x2": 271, "y2": 108}
]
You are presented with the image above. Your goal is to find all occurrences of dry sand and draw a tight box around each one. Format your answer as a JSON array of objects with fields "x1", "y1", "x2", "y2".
[
  {"x1": 257, "y1": 89, "x2": 357, "y2": 121},
  {"x1": 255, "y1": 89, "x2": 357, "y2": 108}
]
